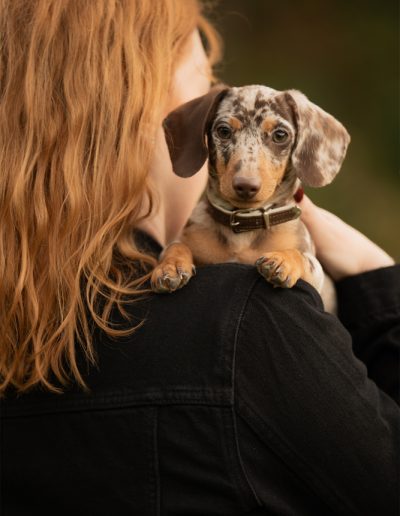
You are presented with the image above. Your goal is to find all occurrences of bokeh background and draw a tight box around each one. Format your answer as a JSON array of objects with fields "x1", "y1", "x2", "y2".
[{"x1": 207, "y1": 0, "x2": 399, "y2": 259}]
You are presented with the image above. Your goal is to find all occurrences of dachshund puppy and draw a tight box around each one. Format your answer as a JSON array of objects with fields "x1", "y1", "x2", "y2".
[{"x1": 151, "y1": 85, "x2": 350, "y2": 312}]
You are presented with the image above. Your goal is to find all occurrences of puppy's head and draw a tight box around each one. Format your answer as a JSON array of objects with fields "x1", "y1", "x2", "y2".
[{"x1": 163, "y1": 85, "x2": 350, "y2": 208}]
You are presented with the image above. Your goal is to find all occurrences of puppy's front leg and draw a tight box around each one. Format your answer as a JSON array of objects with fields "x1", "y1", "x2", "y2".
[
  {"x1": 151, "y1": 242, "x2": 195, "y2": 293},
  {"x1": 256, "y1": 249, "x2": 323, "y2": 290}
]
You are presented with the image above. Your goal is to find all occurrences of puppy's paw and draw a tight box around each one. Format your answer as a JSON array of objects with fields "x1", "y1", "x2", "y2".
[
  {"x1": 255, "y1": 250, "x2": 305, "y2": 288},
  {"x1": 151, "y1": 261, "x2": 196, "y2": 293},
  {"x1": 151, "y1": 242, "x2": 195, "y2": 293}
]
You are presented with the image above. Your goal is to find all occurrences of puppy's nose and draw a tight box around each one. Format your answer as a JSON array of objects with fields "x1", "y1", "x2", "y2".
[{"x1": 233, "y1": 176, "x2": 261, "y2": 199}]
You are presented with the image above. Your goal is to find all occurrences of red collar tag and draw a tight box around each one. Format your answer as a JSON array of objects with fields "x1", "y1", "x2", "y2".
[{"x1": 293, "y1": 187, "x2": 304, "y2": 203}]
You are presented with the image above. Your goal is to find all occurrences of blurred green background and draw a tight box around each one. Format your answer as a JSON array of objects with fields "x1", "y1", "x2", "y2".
[{"x1": 208, "y1": 0, "x2": 399, "y2": 260}]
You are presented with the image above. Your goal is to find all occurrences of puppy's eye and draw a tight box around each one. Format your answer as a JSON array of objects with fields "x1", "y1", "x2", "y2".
[
  {"x1": 216, "y1": 124, "x2": 232, "y2": 140},
  {"x1": 272, "y1": 129, "x2": 289, "y2": 143}
]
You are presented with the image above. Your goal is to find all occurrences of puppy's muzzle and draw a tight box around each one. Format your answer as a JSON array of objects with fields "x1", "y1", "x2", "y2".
[{"x1": 232, "y1": 176, "x2": 261, "y2": 200}]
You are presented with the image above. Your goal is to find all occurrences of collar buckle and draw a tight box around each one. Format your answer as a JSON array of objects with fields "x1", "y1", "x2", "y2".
[
  {"x1": 230, "y1": 211, "x2": 241, "y2": 231},
  {"x1": 261, "y1": 208, "x2": 270, "y2": 229}
]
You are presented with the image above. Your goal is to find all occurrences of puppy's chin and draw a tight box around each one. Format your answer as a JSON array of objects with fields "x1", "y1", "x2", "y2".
[
  {"x1": 215, "y1": 188, "x2": 275, "y2": 210},
  {"x1": 225, "y1": 196, "x2": 272, "y2": 210}
]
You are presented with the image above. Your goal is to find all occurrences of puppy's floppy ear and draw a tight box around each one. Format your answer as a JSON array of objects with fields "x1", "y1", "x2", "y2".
[
  {"x1": 284, "y1": 89, "x2": 350, "y2": 187},
  {"x1": 163, "y1": 85, "x2": 229, "y2": 178}
]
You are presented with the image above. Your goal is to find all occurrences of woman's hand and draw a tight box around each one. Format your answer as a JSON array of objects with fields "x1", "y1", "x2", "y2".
[{"x1": 299, "y1": 195, "x2": 395, "y2": 281}]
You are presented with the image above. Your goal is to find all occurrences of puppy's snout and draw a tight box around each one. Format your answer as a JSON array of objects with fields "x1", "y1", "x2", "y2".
[{"x1": 232, "y1": 176, "x2": 261, "y2": 200}]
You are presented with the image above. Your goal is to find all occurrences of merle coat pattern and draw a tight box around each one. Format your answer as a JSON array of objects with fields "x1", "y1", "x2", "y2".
[{"x1": 151, "y1": 85, "x2": 350, "y2": 312}]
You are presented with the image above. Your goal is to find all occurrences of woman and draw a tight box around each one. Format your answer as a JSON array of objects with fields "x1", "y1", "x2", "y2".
[{"x1": 1, "y1": 1, "x2": 398, "y2": 515}]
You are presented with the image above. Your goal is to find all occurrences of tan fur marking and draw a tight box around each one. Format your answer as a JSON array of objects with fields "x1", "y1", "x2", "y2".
[
  {"x1": 184, "y1": 216, "x2": 302, "y2": 265},
  {"x1": 228, "y1": 117, "x2": 242, "y2": 130},
  {"x1": 261, "y1": 117, "x2": 277, "y2": 133},
  {"x1": 182, "y1": 225, "x2": 232, "y2": 265},
  {"x1": 217, "y1": 147, "x2": 290, "y2": 209},
  {"x1": 255, "y1": 149, "x2": 288, "y2": 202},
  {"x1": 216, "y1": 157, "x2": 226, "y2": 181}
]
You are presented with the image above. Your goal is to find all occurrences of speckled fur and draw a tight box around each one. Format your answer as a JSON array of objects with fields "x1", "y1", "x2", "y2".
[
  {"x1": 206, "y1": 86, "x2": 299, "y2": 209},
  {"x1": 155, "y1": 85, "x2": 350, "y2": 312}
]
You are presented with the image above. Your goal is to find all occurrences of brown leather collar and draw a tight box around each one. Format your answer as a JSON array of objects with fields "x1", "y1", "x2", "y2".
[{"x1": 206, "y1": 196, "x2": 301, "y2": 234}]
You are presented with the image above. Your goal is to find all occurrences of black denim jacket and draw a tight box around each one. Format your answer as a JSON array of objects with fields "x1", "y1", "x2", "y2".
[{"x1": 1, "y1": 233, "x2": 399, "y2": 516}]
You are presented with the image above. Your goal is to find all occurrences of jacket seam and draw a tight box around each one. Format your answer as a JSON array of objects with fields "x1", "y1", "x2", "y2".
[
  {"x1": 231, "y1": 275, "x2": 262, "y2": 506},
  {"x1": 3, "y1": 389, "x2": 231, "y2": 416},
  {"x1": 3, "y1": 399, "x2": 232, "y2": 419},
  {"x1": 5, "y1": 387, "x2": 230, "y2": 401},
  {"x1": 237, "y1": 396, "x2": 359, "y2": 515}
]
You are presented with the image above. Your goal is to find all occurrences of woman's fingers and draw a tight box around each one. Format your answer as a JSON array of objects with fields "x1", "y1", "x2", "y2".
[{"x1": 298, "y1": 195, "x2": 394, "y2": 281}]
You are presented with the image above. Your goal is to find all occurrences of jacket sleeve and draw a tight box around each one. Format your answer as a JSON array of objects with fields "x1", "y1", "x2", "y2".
[
  {"x1": 234, "y1": 269, "x2": 400, "y2": 515},
  {"x1": 336, "y1": 265, "x2": 400, "y2": 403}
]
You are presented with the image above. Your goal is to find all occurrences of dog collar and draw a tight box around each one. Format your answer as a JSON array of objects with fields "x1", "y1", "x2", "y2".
[{"x1": 206, "y1": 190, "x2": 302, "y2": 233}]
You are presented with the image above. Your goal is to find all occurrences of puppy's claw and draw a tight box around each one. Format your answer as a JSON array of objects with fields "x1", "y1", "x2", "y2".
[
  {"x1": 255, "y1": 256, "x2": 265, "y2": 267},
  {"x1": 283, "y1": 276, "x2": 292, "y2": 288},
  {"x1": 179, "y1": 271, "x2": 191, "y2": 286},
  {"x1": 166, "y1": 274, "x2": 181, "y2": 290},
  {"x1": 256, "y1": 256, "x2": 280, "y2": 279},
  {"x1": 256, "y1": 251, "x2": 303, "y2": 289},
  {"x1": 151, "y1": 263, "x2": 195, "y2": 293},
  {"x1": 155, "y1": 276, "x2": 171, "y2": 293}
]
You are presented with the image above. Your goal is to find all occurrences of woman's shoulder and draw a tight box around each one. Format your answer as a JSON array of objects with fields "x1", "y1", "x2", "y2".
[
  {"x1": 149, "y1": 262, "x2": 324, "y2": 320},
  {"x1": 96, "y1": 263, "x2": 326, "y2": 404}
]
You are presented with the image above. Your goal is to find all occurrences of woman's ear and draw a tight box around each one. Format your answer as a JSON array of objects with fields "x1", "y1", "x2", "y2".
[
  {"x1": 163, "y1": 85, "x2": 229, "y2": 178},
  {"x1": 284, "y1": 90, "x2": 351, "y2": 187}
]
